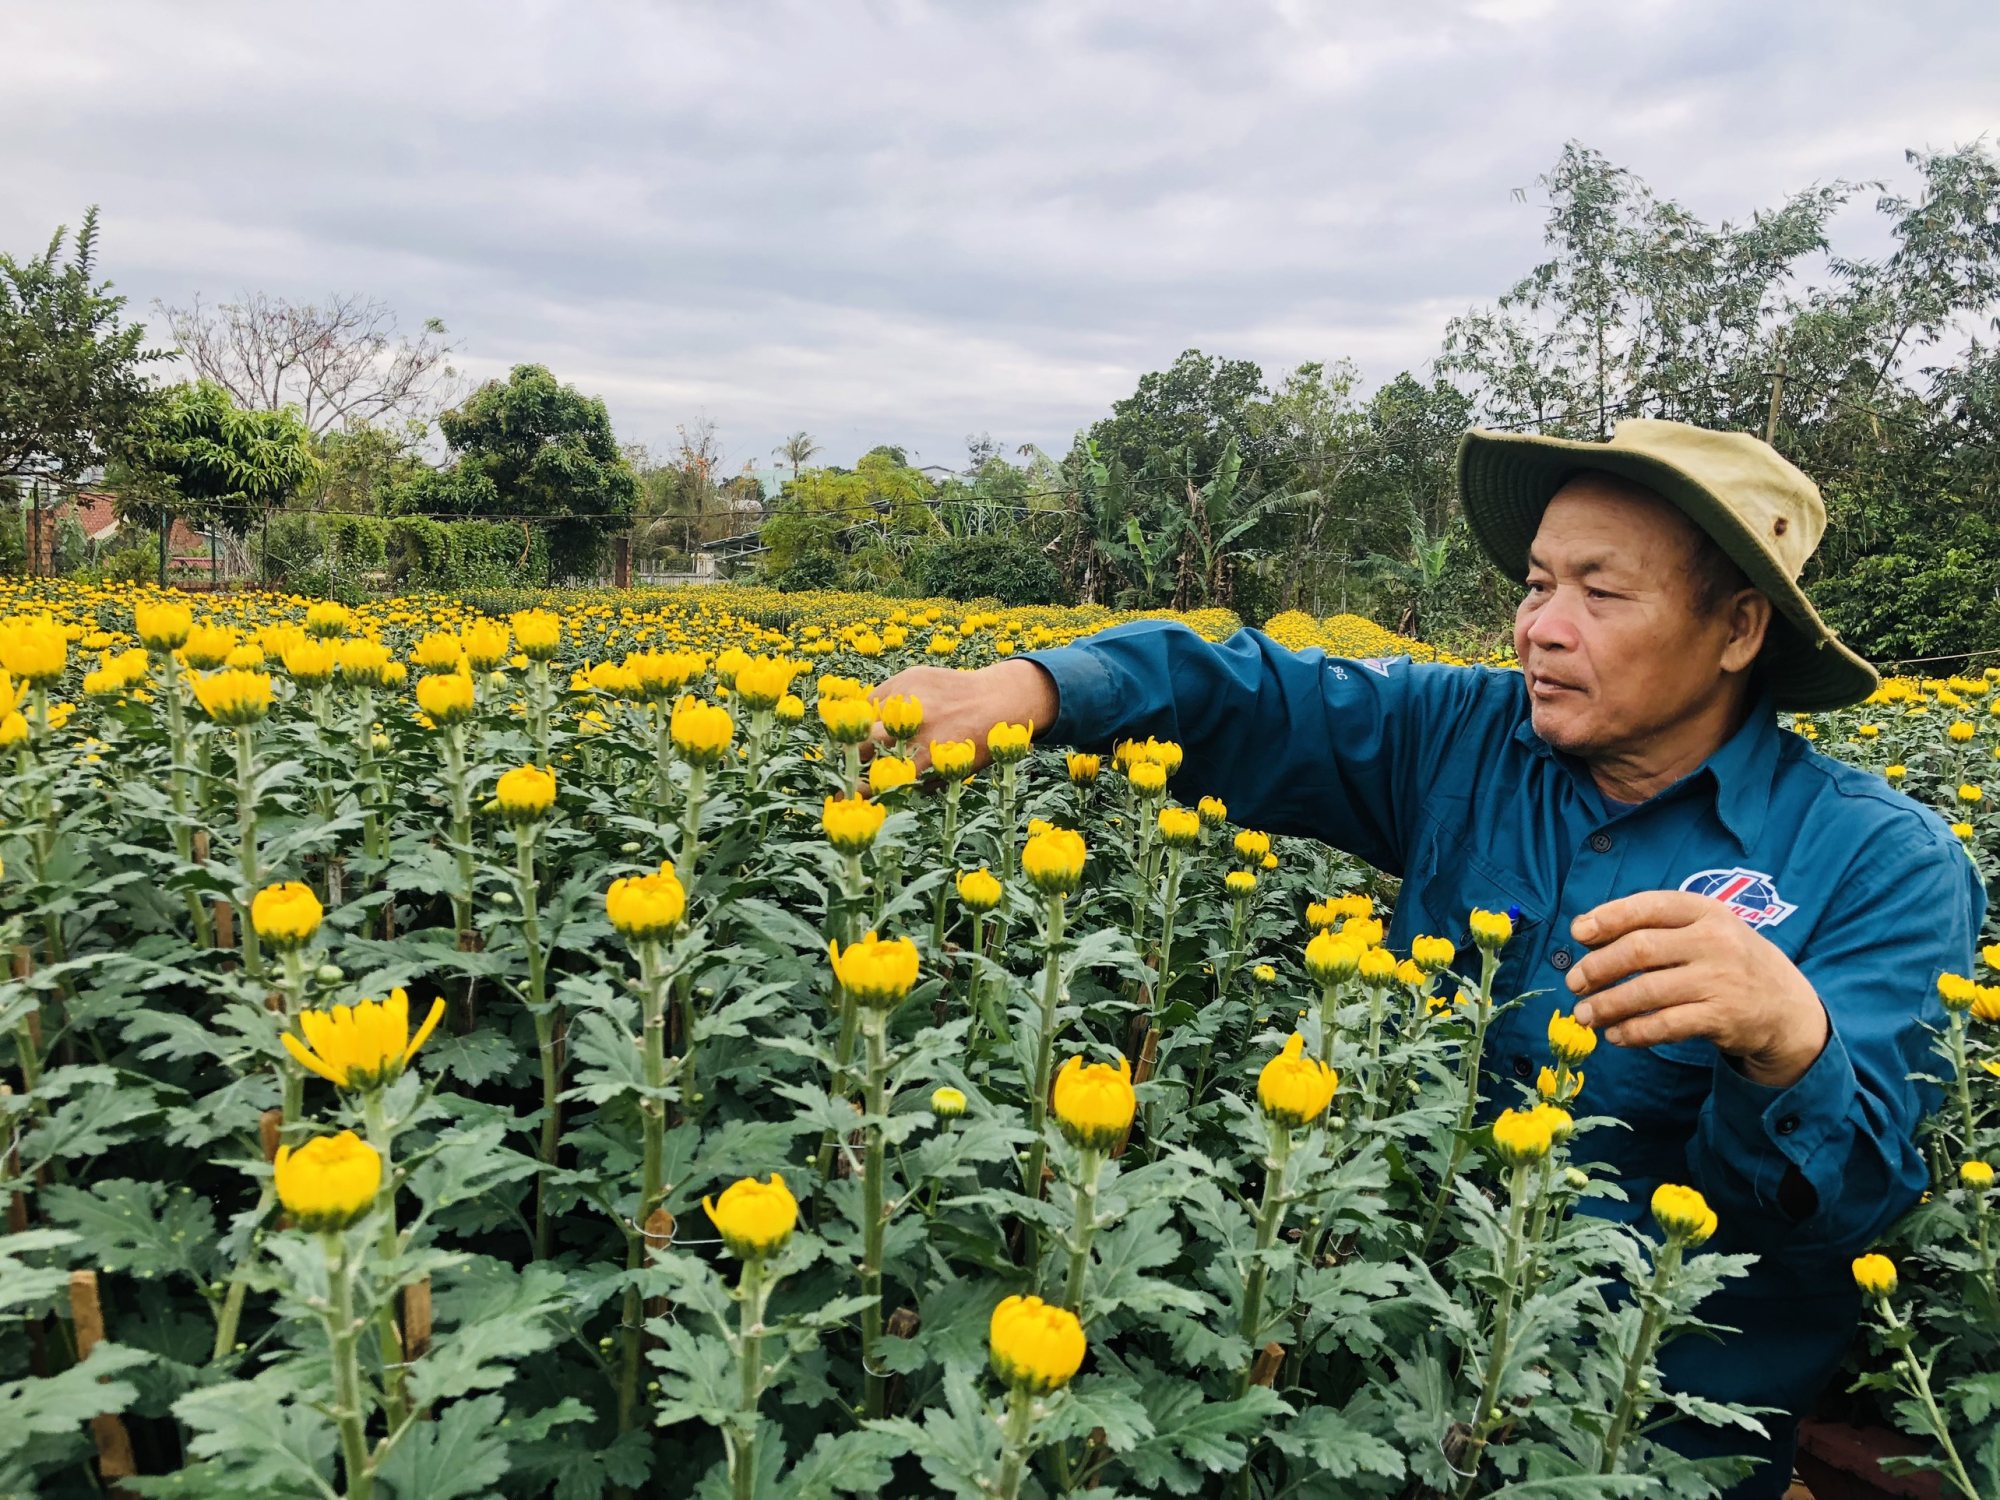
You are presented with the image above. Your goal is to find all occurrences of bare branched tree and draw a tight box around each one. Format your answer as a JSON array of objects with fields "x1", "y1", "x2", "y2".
[{"x1": 154, "y1": 291, "x2": 461, "y2": 434}]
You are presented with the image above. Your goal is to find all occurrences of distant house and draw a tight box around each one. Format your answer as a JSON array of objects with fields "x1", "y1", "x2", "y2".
[{"x1": 20, "y1": 488, "x2": 210, "y2": 576}]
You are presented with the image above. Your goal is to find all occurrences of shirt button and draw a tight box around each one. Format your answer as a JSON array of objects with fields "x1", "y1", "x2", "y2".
[
  {"x1": 1777, "y1": 1115, "x2": 1800, "y2": 1137},
  {"x1": 1513, "y1": 1056, "x2": 1533, "y2": 1078},
  {"x1": 1550, "y1": 948, "x2": 1573, "y2": 971},
  {"x1": 1589, "y1": 832, "x2": 1613, "y2": 854}
]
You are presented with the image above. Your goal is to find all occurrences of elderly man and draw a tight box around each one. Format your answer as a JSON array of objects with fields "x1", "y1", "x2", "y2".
[{"x1": 875, "y1": 420, "x2": 1983, "y2": 1497}]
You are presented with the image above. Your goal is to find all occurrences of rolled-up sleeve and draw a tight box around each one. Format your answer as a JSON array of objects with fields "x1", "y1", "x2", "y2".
[
  {"x1": 1026, "y1": 621, "x2": 1501, "y2": 873},
  {"x1": 1689, "y1": 820, "x2": 1982, "y2": 1270}
]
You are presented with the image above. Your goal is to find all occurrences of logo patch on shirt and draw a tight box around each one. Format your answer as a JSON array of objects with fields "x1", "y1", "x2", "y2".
[
  {"x1": 1678, "y1": 867, "x2": 1798, "y2": 929},
  {"x1": 1357, "y1": 658, "x2": 1393, "y2": 678}
]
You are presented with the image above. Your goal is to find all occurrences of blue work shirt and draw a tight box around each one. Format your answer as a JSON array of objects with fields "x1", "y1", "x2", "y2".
[{"x1": 1028, "y1": 620, "x2": 1982, "y2": 1440}]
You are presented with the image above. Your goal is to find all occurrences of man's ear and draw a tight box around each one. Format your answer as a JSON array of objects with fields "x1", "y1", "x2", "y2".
[{"x1": 1719, "y1": 589, "x2": 1772, "y2": 674}]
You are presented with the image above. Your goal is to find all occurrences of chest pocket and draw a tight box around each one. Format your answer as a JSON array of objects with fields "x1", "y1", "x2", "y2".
[{"x1": 1404, "y1": 811, "x2": 1547, "y2": 1001}]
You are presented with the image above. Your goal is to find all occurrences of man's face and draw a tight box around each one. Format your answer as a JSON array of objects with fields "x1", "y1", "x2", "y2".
[{"x1": 1513, "y1": 477, "x2": 1753, "y2": 758}]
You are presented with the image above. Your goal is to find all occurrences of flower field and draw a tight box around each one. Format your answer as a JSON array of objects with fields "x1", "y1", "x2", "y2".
[{"x1": 0, "y1": 579, "x2": 1994, "y2": 1500}]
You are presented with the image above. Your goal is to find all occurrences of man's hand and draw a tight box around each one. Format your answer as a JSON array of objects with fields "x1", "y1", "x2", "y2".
[
  {"x1": 1565, "y1": 891, "x2": 1830, "y2": 1089},
  {"x1": 867, "y1": 660, "x2": 1057, "y2": 774}
]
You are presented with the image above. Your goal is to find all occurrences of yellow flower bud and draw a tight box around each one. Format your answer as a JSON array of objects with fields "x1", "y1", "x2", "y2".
[
  {"x1": 1021, "y1": 824, "x2": 1087, "y2": 896},
  {"x1": 819, "y1": 695, "x2": 876, "y2": 745},
  {"x1": 605, "y1": 862, "x2": 686, "y2": 941},
  {"x1": 1547, "y1": 1011, "x2": 1598, "y2": 1067},
  {"x1": 1304, "y1": 930, "x2": 1362, "y2": 984},
  {"x1": 1491, "y1": 1106, "x2": 1554, "y2": 1167},
  {"x1": 955, "y1": 866, "x2": 1003, "y2": 912},
  {"x1": 987, "y1": 720, "x2": 1033, "y2": 764},
  {"x1": 931, "y1": 1086, "x2": 968, "y2": 1119},
  {"x1": 822, "y1": 795, "x2": 886, "y2": 854},
  {"x1": 415, "y1": 671, "x2": 475, "y2": 727},
  {"x1": 1961, "y1": 1160, "x2": 1994, "y2": 1190},
  {"x1": 1258, "y1": 1032, "x2": 1338, "y2": 1128},
  {"x1": 192, "y1": 668, "x2": 272, "y2": 726},
  {"x1": 776, "y1": 693, "x2": 805, "y2": 723},
  {"x1": 1052, "y1": 1054, "x2": 1136, "y2": 1150},
  {"x1": 133, "y1": 602, "x2": 192, "y2": 653},
  {"x1": 1940, "y1": 973, "x2": 1979, "y2": 1013},
  {"x1": 704, "y1": 1173, "x2": 798, "y2": 1260},
  {"x1": 1158, "y1": 806, "x2": 1201, "y2": 849},
  {"x1": 1067, "y1": 752, "x2": 1101, "y2": 785},
  {"x1": 1226, "y1": 869, "x2": 1258, "y2": 898},
  {"x1": 877, "y1": 694, "x2": 924, "y2": 740},
  {"x1": 828, "y1": 931, "x2": 920, "y2": 1009},
  {"x1": 1469, "y1": 908, "x2": 1513, "y2": 952},
  {"x1": 1232, "y1": 829, "x2": 1271, "y2": 865},
  {"x1": 930, "y1": 739, "x2": 977, "y2": 778},
  {"x1": 0, "y1": 617, "x2": 67, "y2": 687},
  {"x1": 989, "y1": 1294, "x2": 1086, "y2": 1393},
  {"x1": 282, "y1": 639, "x2": 338, "y2": 689},
  {"x1": 1357, "y1": 946, "x2": 1397, "y2": 986},
  {"x1": 1411, "y1": 935, "x2": 1455, "y2": 974},
  {"x1": 670, "y1": 698, "x2": 734, "y2": 767},
  {"x1": 272, "y1": 1131, "x2": 381, "y2": 1232},
  {"x1": 252, "y1": 881, "x2": 323, "y2": 951},
  {"x1": 496, "y1": 764, "x2": 556, "y2": 823},
  {"x1": 1127, "y1": 760, "x2": 1167, "y2": 795},
  {"x1": 1252, "y1": 963, "x2": 1277, "y2": 985},
  {"x1": 181, "y1": 625, "x2": 237, "y2": 671},
  {"x1": 1197, "y1": 795, "x2": 1227, "y2": 826},
  {"x1": 511, "y1": 609, "x2": 562, "y2": 661},
  {"x1": 867, "y1": 755, "x2": 917, "y2": 796},
  {"x1": 1851, "y1": 1253, "x2": 1897, "y2": 1299}
]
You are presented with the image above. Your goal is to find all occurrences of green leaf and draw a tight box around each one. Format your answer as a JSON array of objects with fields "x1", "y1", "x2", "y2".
[
  {"x1": 375, "y1": 1393, "x2": 512, "y2": 1500},
  {"x1": 1037, "y1": 1372, "x2": 1156, "y2": 1451},
  {"x1": 42, "y1": 1178, "x2": 224, "y2": 1285},
  {"x1": 1269, "y1": 1405, "x2": 1405, "y2": 1481},
  {"x1": 865, "y1": 1368, "x2": 1001, "y2": 1500},
  {"x1": 0, "y1": 1342, "x2": 149, "y2": 1462},
  {"x1": 163, "y1": 1368, "x2": 336, "y2": 1498},
  {"x1": 410, "y1": 1258, "x2": 566, "y2": 1408},
  {"x1": 777, "y1": 1427, "x2": 906, "y2": 1499},
  {"x1": 1118, "y1": 1368, "x2": 1289, "y2": 1495}
]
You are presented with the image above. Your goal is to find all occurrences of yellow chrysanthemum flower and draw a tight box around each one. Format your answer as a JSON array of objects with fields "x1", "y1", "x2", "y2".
[
  {"x1": 251, "y1": 881, "x2": 323, "y2": 950},
  {"x1": 335, "y1": 638, "x2": 394, "y2": 688},
  {"x1": 877, "y1": 694, "x2": 923, "y2": 740},
  {"x1": 987, "y1": 720, "x2": 1033, "y2": 764},
  {"x1": 605, "y1": 862, "x2": 687, "y2": 941},
  {"x1": 282, "y1": 988, "x2": 447, "y2": 1092},
  {"x1": 1491, "y1": 1106, "x2": 1554, "y2": 1167},
  {"x1": 670, "y1": 698, "x2": 734, "y2": 766},
  {"x1": 1357, "y1": 946, "x2": 1397, "y2": 986},
  {"x1": 282, "y1": 639, "x2": 338, "y2": 688},
  {"x1": 415, "y1": 671, "x2": 475, "y2": 726},
  {"x1": 822, "y1": 795, "x2": 886, "y2": 854},
  {"x1": 956, "y1": 867, "x2": 1003, "y2": 912},
  {"x1": 867, "y1": 755, "x2": 917, "y2": 796},
  {"x1": 1021, "y1": 824, "x2": 1087, "y2": 896},
  {"x1": 1960, "y1": 1160, "x2": 1994, "y2": 1190},
  {"x1": 1158, "y1": 805, "x2": 1201, "y2": 848},
  {"x1": 1304, "y1": 929, "x2": 1363, "y2": 984},
  {"x1": 1127, "y1": 759, "x2": 1167, "y2": 795},
  {"x1": 273, "y1": 1131, "x2": 382, "y2": 1233},
  {"x1": 704, "y1": 1172, "x2": 798, "y2": 1260},
  {"x1": 181, "y1": 624, "x2": 237, "y2": 671},
  {"x1": 192, "y1": 668, "x2": 272, "y2": 726},
  {"x1": 1940, "y1": 973, "x2": 1979, "y2": 1013},
  {"x1": 931, "y1": 1086, "x2": 968, "y2": 1119},
  {"x1": 1258, "y1": 1032, "x2": 1338, "y2": 1128},
  {"x1": 1052, "y1": 1054, "x2": 1136, "y2": 1151},
  {"x1": 828, "y1": 931, "x2": 920, "y2": 1009},
  {"x1": 511, "y1": 609, "x2": 562, "y2": 661},
  {"x1": 1547, "y1": 1011, "x2": 1598, "y2": 1066},
  {"x1": 1226, "y1": 869, "x2": 1258, "y2": 897},
  {"x1": 1650, "y1": 1183, "x2": 1717, "y2": 1245},
  {"x1": 496, "y1": 764, "x2": 556, "y2": 823},
  {"x1": 1411, "y1": 935, "x2": 1455, "y2": 974},
  {"x1": 1851, "y1": 1253, "x2": 1897, "y2": 1299},
  {"x1": 989, "y1": 1294, "x2": 1086, "y2": 1393},
  {"x1": 133, "y1": 602, "x2": 192, "y2": 653},
  {"x1": 1470, "y1": 908, "x2": 1514, "y2": 952},
  {"x1": 1067, "y1": 752, "x2": 1101, "y2": 785},
  {"x1": 930, "y1": 739, "x2": 976, "y2": 778},
  {"x1": 0, "y1": 617, "x2": 67, "y2": 687}
]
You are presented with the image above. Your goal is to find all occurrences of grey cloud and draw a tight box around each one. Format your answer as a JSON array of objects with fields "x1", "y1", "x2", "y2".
[{"x1": 2, "y1": 0, "x2": 1993, "y2": 469}]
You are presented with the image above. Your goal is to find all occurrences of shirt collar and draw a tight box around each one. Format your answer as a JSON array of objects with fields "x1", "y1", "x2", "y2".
[{"x1": 1514, "y1": 687, "x2": 1780, "y2": 853}]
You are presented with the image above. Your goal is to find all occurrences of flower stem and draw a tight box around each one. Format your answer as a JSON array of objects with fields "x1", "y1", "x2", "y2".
[
  {"x1": 158, "y1": 654, "x2": 214, "y2": 944},
  {"x1": 325, "y1": 1231, "x2": 375, "y2": 1500},
  {"x1": 861, "y1": 1008, "x2": 890, "y2": 1420},
  {"x1": 1021, "y1": 893, "x2": 1068, "y2": 1204},
  {"x1": 1452, "y1": 1163, "x2": 1534, "y2": 1500},
  {"x1": 1418, "y1": 950, "x2": 1500, "y2": 1258},
  {"x1": 234, "y1": 724, "x2": 264, "y2": 978},
  {"x1": 1874, "y1": 1296, "x2": 1981, "y2": 1500},
  {"x1": 994, "y1": 1385, "x2": 1039, "y2": 1500},
  {"x1": 728, "y1": 1256, "x2": 771, "y2": 1500},
  {"x1": 1234, "y1": 1120, "x2": 1293, "y2": 1397},
  {"x1": 361, "y1": 1088, "x2": 409, "y2": 1427},
  {"x1": 442, "y1": 726, "x2": 474, "y2": 940},
  {"x1": 518, "y1": 832, "x2": 560, "y2": 1259},
  {"x1": 1064, "y1": 1149, "x2": 1105, "y2": 1314},
  {"x1": 1598, "y1": 1236, "x2": 1683, "y2": 1473}
]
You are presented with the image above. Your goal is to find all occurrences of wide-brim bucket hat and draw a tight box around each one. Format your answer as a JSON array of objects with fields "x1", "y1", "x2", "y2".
[{"x1": 1457, "y1": 418, "x2": 1878, "y2": 712}]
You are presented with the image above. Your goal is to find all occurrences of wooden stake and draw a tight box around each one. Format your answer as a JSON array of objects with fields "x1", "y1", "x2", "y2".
[
  {"x1": 1249, "y1": 1341, "x2": 1286, "y2": 1389},
  {"x1": 68, "y1": 1271, "x2": 138, "y2": 1490},
  {"x1": 402, "y1": 1277, "x2": 433, "y2": 1361}
]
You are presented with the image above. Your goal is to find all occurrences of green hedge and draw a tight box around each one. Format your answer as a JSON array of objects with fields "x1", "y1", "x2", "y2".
[{"x1": 257, "y1": 514, "x2": 550, "y2": 599}]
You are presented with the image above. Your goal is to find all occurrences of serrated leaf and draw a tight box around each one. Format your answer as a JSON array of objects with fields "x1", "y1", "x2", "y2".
[
  {"x1": 1269, "y1": 1404, "x2": 1405, "y2": 1481},
  {"x1": 0, "y1": 1342, "x2": 149, "y2": 1461},
  {"x1": 42, "y1": 1178, "x2": 223, "y2": 1285},
  {"x1": 375, "y1": 1393, "x2": 512, "y2": 1500}
]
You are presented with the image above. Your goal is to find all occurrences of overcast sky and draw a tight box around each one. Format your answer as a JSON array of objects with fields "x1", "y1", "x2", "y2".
[{"x1": 4, "y1": 1, "x2": 1995, "y2": 472}]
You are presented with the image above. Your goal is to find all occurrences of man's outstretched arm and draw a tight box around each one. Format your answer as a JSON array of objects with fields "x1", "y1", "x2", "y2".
[{"x1": 870, "y1": 619, "x2": 1489, "y2": 866}]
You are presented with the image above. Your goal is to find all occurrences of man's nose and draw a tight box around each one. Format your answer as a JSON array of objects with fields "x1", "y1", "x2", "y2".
[{"x1": 1526, "y1": 594, "x2": 1581, "y2": 652}]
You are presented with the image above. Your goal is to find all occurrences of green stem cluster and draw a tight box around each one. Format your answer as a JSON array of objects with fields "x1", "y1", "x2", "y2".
[{"x1": 1020, "y1": 892, "x2": 1068, "y2": 1206}]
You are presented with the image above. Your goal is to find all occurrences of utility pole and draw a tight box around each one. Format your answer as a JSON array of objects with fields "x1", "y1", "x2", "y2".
[{"x1": 1763, "y1": 333, "x2": 1789, "y2": 447}]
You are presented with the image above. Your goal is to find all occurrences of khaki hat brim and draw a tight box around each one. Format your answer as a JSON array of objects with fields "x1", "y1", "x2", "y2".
[{"x1": 1457, "y1": 428, "x2": 1879, "y2": 713}]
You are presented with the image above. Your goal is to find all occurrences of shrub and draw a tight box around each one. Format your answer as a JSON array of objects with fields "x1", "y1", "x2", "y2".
[{"x1": 914, "y1": 534, "x2": 1071, "y2": 606}]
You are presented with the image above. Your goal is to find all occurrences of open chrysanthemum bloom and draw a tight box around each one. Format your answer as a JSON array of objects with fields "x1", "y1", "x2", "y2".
[
  {"x1": 606, "y1": 862, "x2": 687, "y2": 941},
  {"x1": 828, "y1": 931, "x2": 919, "y2": 1009},
  {"x1": 1257, "y1": 1033, "x2": 1337, "y2": 1128},
  {"x1": 283, "y1": 988, "x2": 447, "y2": 1092}
]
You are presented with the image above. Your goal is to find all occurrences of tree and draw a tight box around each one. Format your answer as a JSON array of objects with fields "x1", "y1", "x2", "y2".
[
  {"x1": 427, "y1": 364, "x2": 639, "y2": 581},
  {"x1": 774, "y1": 430, "x2": 820, "y2": 486},
  {"x1": 156, "y1": 292, "x2": 459, "y2": 435},
  {"x1": 116, "y1": 381, "x2": 318, "y2": 581},
  {"x1": 1090, "y1": 349, "x2": 1269, "y2": 480},
  {"x1": 0, "y1": 207, "x2": 158, "y2": 481}
]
